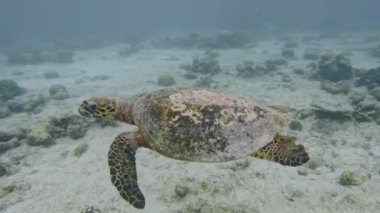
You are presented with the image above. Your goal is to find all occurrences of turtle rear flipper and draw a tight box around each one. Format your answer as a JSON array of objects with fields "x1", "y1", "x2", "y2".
[
  {"x1": 108, "y1": 132, "x2": 145, "y2": 209},
  {"x1": 251, "y1": 134, "x2": 309, "y2": 166}
]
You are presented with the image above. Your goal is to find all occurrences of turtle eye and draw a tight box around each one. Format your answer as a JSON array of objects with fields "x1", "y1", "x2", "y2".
[{"x1": 85, "y1": 100, "x2": 98, "y2": 113}]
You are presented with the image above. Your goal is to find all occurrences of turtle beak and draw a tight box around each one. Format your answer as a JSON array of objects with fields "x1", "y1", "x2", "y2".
[{"x1": 79, "y1": 100, "x2": 98, "y2": 117}]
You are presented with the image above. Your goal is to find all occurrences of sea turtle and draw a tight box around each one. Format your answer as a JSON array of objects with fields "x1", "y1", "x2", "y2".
[{"x1": 78, "y1": 88, "x2": 309, "y2": 209}]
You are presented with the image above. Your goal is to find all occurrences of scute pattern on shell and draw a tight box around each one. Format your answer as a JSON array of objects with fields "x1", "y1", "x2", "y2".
[{"x1": 133, "y1": 88, "x2": 287, "y2": 162}]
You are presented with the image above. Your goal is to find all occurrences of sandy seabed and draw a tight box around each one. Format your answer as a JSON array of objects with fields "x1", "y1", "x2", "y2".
[{"x1": 0, "y1": 32, "x2": 380, "y2": 213}]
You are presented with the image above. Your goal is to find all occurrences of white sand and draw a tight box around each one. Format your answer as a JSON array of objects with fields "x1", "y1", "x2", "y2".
[{"x1": 1, "y1": 32, "x2": 380, "y2": 213}]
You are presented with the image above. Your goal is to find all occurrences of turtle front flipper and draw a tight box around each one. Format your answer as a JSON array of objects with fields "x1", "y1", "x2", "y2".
[
  {"x1": 251, "y1": 134, "x2": 310, "y2": 166},
  {"x1": 108, "y1": 132, "x2": 145, "y2": 209}
]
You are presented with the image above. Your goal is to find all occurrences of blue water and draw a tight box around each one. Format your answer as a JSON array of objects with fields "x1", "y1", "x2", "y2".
[{"x1": 0, "y1": 1, "x2": 379, "y2": 212}]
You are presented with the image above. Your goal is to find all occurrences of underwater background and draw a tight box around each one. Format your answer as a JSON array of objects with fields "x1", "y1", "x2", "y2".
[{"x1": 1, "y1": 0, "x2": 380, "y2": 212}]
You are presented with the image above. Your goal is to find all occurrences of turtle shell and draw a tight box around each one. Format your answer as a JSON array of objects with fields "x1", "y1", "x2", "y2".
[{"x1": 133, "y1": 88, "x2": 287, "y2": 162}]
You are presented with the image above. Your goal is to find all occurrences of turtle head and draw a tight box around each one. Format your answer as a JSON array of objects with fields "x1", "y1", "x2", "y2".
[
  {"x1": 79, "y1": 97, "x2": 135, "y2": 124},
  {"x1": 79, "y1": 97, "x2": 117, "y2": 119}
]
